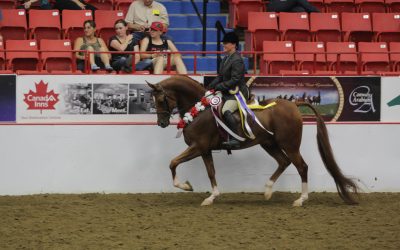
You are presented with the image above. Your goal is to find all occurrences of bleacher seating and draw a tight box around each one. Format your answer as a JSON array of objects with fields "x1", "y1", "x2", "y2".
[
  {"x1": 0, "y1": 9, "x2": 28, "y2": 41},
  {"x1": 0, "y1": 41, "x2": 5, "y2": 70},
  {"x1": 262, "y1": 41, "x2": 295, "y2": 74},
  {"x1": 5, "y1": 40, "x2": 40, "y2": 73},
  {"x1": 358, "y1": 41, "x2": 390, "y2": 73},
  {"x1": 228, "y1": 0, "x2": 264, "y2": 28},
  {"x1": 341, "y1": 13, "x2": 374, "y2": 43},
  {"x1": 245, "y1": 12, "x2": 279, "y2": 52},
  {"x1": 29, "y1": 10, "x2": 62, "y2": 41},
  {"x1": 310, "y1": 13, "x2": 341, "y2": 42},
  {"x1": 0, "y1": 0, "x2": 16, "y2": 9},
  {"x1": 279, "y1": 12, "x2": 312, "y2": 42},
  {"x1": 325, "y1": 0, "x2": 357, "y2": 14},
  {"x1": 372, "y1": 13, "x2": 400, "y2": 42},
  {"x1": 62, "y1": 10, "x2": 93, "y2": 42},
  {"x1": 40, "y1": 39, "x2": 75, "y2": 73},
  {"x1": 295, "y1": 41, "x2": 328, "y2": 73},
  {"x1": 389, "y1": 42, "x2": 400, "y2": 70},
  {"x1": 326, "y1": 42, "x2": 359, "y2": 74},
  {"x1": 386, "y1": 0, "x2": 400, "y2": 12},
  {"x1": 87, "y1": 0, "x2": 114, "y2": 10},
  {"x1": 95, "y1": 10, "x2": 125, "y2": 45},
  {"x1": 355, "y1": 0, "x2": 386, "y2": 13},
  {"x1": 114, "y1": 0, "x2": 134, "y2": 16}
]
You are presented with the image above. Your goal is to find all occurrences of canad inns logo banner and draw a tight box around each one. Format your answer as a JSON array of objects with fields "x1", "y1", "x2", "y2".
[{"x1": 16, "y1": 75, "x2": 204, "y2": 124}]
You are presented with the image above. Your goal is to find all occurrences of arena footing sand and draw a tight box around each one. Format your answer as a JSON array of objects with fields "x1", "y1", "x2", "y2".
[{"x1": 0, "y1": 192, "x2": 399, "y2": 249}]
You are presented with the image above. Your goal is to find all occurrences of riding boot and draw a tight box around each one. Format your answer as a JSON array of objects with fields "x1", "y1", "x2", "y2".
[{"x1": 222, "y1": 111, "x2": 241, "y2": 148}]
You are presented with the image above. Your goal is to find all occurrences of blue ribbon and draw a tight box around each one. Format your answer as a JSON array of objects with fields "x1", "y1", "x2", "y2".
[{"x1": 235, "y1": 92, "x2": 255, "y2": 120}]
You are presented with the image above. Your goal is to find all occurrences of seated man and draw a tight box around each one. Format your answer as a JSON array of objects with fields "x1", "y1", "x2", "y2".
[{"x1": 125, "y1": 0, "x2": 169, "y2": 43}]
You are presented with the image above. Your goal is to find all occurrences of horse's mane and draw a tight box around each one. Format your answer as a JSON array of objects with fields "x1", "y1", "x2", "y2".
[{"x1": 160, "y1": 75, "x2": 205, "y2": 96}]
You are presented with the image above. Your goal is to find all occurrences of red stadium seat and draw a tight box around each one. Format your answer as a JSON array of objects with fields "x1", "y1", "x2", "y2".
[
  {"x1": 373, "y1": 13, "x2": 400, "y2": 42},
  {"x1": 325, "y1": 0, "x2": 357, "y2": 14},
  {"x1": 86, "y1": 0, "x2": 114, "y2": 10},
  {"x1": 358, "y1": 42, "x2": 390, "y2": 74},
  {"x1": 228, "y1": 0, "x2": 264, "y2": 28},
  {"x1": 326, "y1": 42, "x2": 359, "y2": 74},
  {"x1": 0, "y1": 9, "x2": 28, "y2": 41},
  {"x1": 29, "y1": 10, "x2": 61, "y2": 41},
  {"x1": 40, "y1": 39, "x2": 75, "y2": 73},
  {"x1": 310, "y1": 13, "x2": 341, "y2": 42},
  {"x1": 341, "y1": 13, "x2": 374, "y2": 43},
  {"x1": 279, "y1": 12, "x2": 312, "y2": 42},
  {"x1": 262, "y1": 41, "x2": 295, "y2": 75},
  {"x1": 0, "y1": 0, "x2": 16, "y2": 9},
  {"x1": 115, "y1": 0, "x2": 134, "y2": 16},
  {"x1": 309, "y1": 0, "x2": 327, "y2": 12},
  {"x1": 279, "y1": 69, "x2": 310, "y2": 75},
  {"x1": 295, "y1": 41, "x2": 328, "y2": 73},
  {"x1": 355, "y1": 0, "x2": 386, "y2": 13},
  {"x1": 386, "y1": 0, "x2": 400, "y2": 12},
  {"x1": 62, "y1": 10, "x2": 93, "y2": 42},
  {"x1": 5, "y1": 40, "x2": 40, "y2": 72},
  {"x1": 245, "y1": 12, "x2": 279, "y2": 52},
  {"x1": 95, "y1": 10, "x2": 125, "y2": 45},
  {"x1": 389, "y1": 42, "x2": 400, "y2": 70},
  {"x1": 0, "y1": 41, "x2": 5, "y2": 70}
]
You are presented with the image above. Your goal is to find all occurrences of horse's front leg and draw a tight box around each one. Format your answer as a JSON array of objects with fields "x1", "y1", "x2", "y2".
[
  {"x1": 170, "y1": 145, "x2": 201, "y2": 191},
  {"x1": 200, "y1": 151, "x2": 220, "y2": 206}
]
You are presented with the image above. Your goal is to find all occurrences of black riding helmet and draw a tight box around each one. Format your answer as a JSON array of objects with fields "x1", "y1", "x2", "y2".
[{"x1": 221, "y1": 32, "x2": 239, "y2": 45}]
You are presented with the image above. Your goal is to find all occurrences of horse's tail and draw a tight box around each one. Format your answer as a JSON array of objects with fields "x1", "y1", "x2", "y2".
[{"x1": 296, "y1": 102, "x2": 359, "y2": 205}]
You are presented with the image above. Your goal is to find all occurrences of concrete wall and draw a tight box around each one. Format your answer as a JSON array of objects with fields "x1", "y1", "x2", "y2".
[{"x1": 0, "y1": 124, "x2": 398, "y2": 195}]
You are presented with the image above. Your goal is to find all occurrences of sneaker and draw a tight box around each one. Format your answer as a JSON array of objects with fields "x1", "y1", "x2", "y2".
[
  {"x1": 105, "y1": 65, "x2": 114, "y2": 72},
  {"x1": 91, "y1": 64, "x2": 100, "y2": 71}
]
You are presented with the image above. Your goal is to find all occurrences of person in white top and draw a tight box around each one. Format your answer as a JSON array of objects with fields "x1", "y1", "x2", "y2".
[{"x1": 125, "y1": 0, "x2": 169, "y2": 43}]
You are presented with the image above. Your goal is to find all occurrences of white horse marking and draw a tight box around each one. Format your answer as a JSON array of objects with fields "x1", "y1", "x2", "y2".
[
  {"x1": 201, "y1": 186, "x2": 220, "y2": 206},
  {"x1": 264, "y1": 180, "x2": 275, "y2": 200},
  {"x1": 293, "y1": 182, "x2": 309, "y2": 207}
]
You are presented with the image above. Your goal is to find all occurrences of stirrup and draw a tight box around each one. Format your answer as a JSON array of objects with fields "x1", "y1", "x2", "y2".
[{"x1": 222, "y1": 139, "x2": 241, "y2": 148}]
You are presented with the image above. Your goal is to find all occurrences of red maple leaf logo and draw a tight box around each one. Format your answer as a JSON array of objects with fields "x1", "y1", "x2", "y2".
[{"x1": 24, "y1": 80, "x2": 59, "y2": 113}]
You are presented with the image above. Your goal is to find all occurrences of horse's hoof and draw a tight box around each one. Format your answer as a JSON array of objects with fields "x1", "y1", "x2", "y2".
[
  {"x1": 201, "y1": 198, "x2": 213, "y2": 206},
  {"x1": 264, "y1": 192, "x2": 272, "y2": 201},
  {"x1": 292, "y1": 199, "x2": 303, "y2": 207},
  {"x1": 183, "y1": 181, "x2": 193, "y2": 191}
]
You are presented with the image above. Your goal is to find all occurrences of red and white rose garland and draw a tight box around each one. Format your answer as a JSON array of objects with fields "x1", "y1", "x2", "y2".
[{"x1": 177, "y1": 95, "x2": 211, "y2": 129}]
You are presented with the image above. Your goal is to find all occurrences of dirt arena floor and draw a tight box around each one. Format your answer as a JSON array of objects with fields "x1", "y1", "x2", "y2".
[{"x1": 0, "y1": 192, "x2": 399, "y2": 249}]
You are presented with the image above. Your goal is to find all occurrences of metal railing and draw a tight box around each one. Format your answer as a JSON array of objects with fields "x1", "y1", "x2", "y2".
[{"x1": 190, "y1": 0, "x2": 209, "y2": 55}]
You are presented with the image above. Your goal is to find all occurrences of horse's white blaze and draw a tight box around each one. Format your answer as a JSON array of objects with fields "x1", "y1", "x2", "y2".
[
  {"x1": 293, "y1": 182, "x2": 309, "y2": 207},
  {"x1": 201, "y1": 186, "x2": 220, "y2": 206},
  {"x1": 264, "y1": 180, "x2": 275, "y2": 200}
]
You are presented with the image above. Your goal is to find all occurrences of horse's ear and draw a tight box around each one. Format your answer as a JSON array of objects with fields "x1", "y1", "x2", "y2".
[{"x1": 146, "y1": 81, "x2": 160, "y2": 91}]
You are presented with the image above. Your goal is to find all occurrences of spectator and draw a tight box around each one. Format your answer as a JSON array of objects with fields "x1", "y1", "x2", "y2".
[
  {"x1": 109, "y1": 19, "x2": 146, "y2": 72},
  {"x1": 267, "y1": 0, "x2": 320, "y2": 13},
  {"x1": 0, "y1": 34, "x2": 3, "y2": 43},
  {"x1": 54, "y1": 0, "x2": 97, "y2": 12},
  {"x1": 74, "y1": 20, "x2": 113, "y2": 71},
  {"x1": 139, "y1": 22, "x2": 187, "y2": 74},
  {"x1": 125, "y1": 0, "x2": 169, "y2": 43},
  {"x1": 18, "y1": 0, "x2": 52, "y2": 10}
]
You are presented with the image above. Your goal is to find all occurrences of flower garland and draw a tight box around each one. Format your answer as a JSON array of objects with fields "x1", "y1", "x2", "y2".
[{"x1": 177, "y1": 96, "x2": 210, "y2": 129}]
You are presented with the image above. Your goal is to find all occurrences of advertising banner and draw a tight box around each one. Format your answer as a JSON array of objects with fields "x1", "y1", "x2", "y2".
[
  {"x1": 0, "y1": 75, "x2": 16, "y2": 122},
  {"x1": 204, "y1": 76, "x2": 381, "y2": 121},
  {"x1": 381, "y1": 77, "x2": 400, "y2": 122},
  {"x1": 17, "y1": 75, "x2": 203, "y2": 123}
]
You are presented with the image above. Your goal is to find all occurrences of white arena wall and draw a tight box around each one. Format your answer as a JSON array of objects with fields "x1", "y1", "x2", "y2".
[
  {"x1": 0, "y1": 75, "x2": 399, "y2": 195},
  {"x1": 0, "y1": 124, "x2": 399, "y2": 195}
]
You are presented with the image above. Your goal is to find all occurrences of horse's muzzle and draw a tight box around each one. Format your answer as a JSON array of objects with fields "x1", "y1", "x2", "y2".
[{"x1": 158, "y1": 120, "x2": 170, "y2": 128}]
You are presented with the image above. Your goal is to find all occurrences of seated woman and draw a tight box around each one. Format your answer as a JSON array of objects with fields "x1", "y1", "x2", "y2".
[
  {"x1": 74, "y1": 20, "x2": 113, "y2": 71},
  {"x1": 139, "y1": 22, "x2": 187, "y2": 74},
  {"x1": 109, "y1": 19, "x2": 142, "y2": 72}
]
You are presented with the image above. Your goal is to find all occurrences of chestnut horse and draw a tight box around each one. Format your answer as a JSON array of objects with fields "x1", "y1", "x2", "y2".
[{"x1": 147, "y1": 75, "x2": 358, "y2": 206}]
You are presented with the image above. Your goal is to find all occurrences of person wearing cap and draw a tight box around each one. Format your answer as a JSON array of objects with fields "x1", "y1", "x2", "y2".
[
  {"x1": 125, "y1": 0, "x2": 169, "y2": 43},
  {"x1": 207, "y1": 31, "x2": 248, "y2": 148},
  {"x1": 139, "y1": 21, "x2": 187, "y2": 74}
]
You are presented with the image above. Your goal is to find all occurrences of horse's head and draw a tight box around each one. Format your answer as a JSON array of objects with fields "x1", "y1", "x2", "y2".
[{"x1": 147, "y1": 81, "x2": 177, "y2": 128}]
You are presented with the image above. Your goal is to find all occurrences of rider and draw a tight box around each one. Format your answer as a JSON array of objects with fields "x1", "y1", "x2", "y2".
[{"x1": 207, "y1": 31, "x2": 249, "y2": 148}]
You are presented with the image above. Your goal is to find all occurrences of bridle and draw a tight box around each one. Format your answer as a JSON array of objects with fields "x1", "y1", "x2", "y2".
[{"x1": 153, "y1": 85, "x2": 193, "y2": 118}]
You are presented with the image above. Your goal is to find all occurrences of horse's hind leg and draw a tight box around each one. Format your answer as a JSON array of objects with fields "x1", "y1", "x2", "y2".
[
  {"x1": 170, "y1": 145, "x2": 202, "y2": 191},
  {"x1": 260, "y1": 143, "x2": 291, "y2": 200},
  {"x1": 200, "y1": 151, "x2": 220, "y2": 206},
  {"x1": 286, "y1": 151, "x2": 309, "y2": 207}
]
